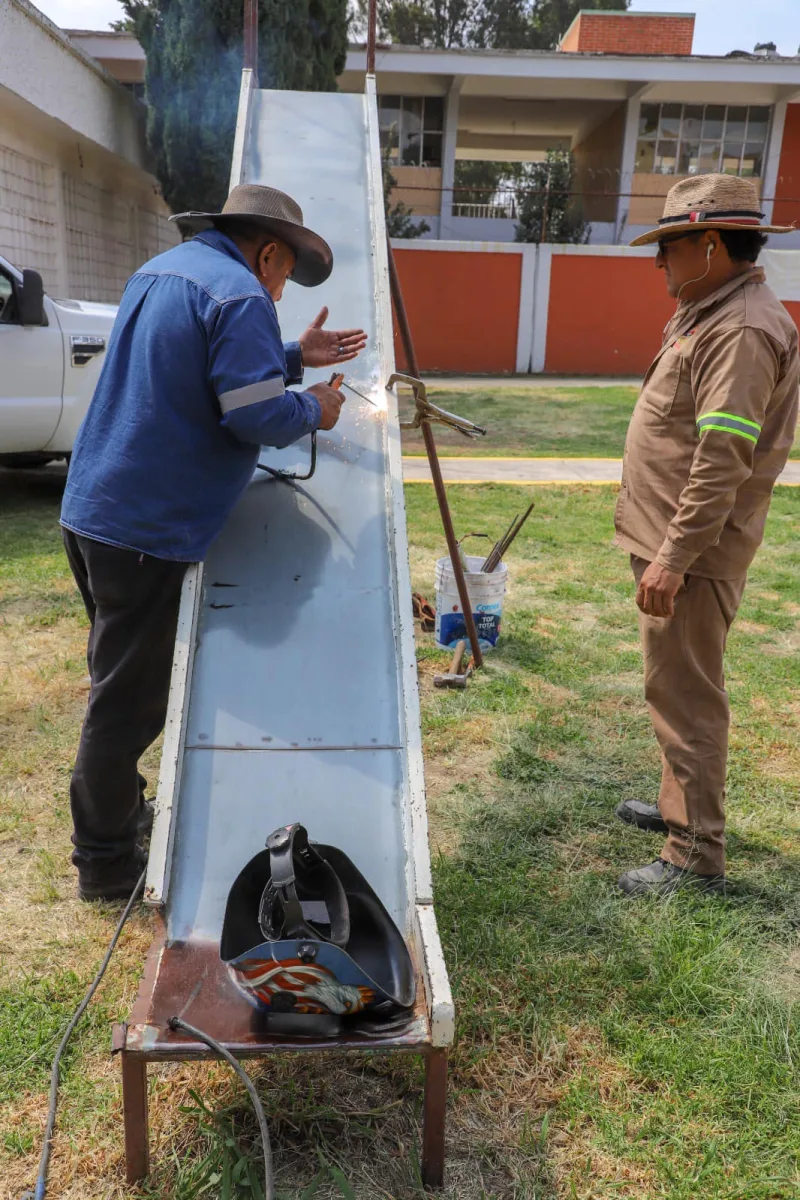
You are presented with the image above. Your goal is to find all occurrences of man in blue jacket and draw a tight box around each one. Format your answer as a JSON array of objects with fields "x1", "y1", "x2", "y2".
[{"x1": 61, "y1": 184, "x2": 366, "y2": 901}]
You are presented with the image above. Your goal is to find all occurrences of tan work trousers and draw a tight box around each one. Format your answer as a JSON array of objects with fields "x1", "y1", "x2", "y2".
[{"x1": 631, "y1": 557, "x2": 747, "y2": 876}]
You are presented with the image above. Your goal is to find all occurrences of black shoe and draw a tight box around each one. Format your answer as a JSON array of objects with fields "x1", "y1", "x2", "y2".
[
  {"x1": 616, "y1": 799, "x2": 668, "y2": 834},
  {"x1": 138, "y1": 799, "x2": 155, "y2": 840},
  {"x1": 618, "y1": 858, "x2": 727, "y2": 898},
  {"x1": 78, "y1": 848, "x2": 148, "y2": 903}
]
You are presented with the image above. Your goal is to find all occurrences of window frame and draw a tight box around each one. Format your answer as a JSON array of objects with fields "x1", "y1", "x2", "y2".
[
  {"x1": 0, "y1": 266, "x2": 20, "y2": 325},
  {"x1": 635, "y1": 102, "x2": 771, "y2": 178},
  {"x1": 378, "y1": 95, "x2": 444, "y2": 169}
]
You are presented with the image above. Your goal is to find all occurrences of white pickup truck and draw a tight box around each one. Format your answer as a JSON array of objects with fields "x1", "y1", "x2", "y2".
[{"x1": 0, "y1": 253, "x2": 116, "y2": 467}]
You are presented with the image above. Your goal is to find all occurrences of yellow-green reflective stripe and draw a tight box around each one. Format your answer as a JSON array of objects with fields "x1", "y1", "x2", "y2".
[
  {"x1": 699, "y1": 410, "x2": 762, "y2": 432},
  {"x1": 699, "y1": 423, "x2": 759, "y2": 445}
]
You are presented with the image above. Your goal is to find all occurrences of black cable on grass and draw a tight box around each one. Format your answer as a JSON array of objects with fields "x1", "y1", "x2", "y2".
[
  {"x1": 21, "y1": 869, "x2": 147, "y2": 1200},
  {"x1": 168, "y1": 1016, "x2": 275, "y2": 1200}
]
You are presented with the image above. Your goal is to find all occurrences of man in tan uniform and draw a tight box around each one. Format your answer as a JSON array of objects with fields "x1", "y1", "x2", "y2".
[{"x1": 614, "y1": 175, "x2": 798, "y2": 896}]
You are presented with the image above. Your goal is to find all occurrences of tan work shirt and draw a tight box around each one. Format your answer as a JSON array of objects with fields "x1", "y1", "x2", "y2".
[{"x1": 615, "y1": 268, "x2": 799, "y2": 579}]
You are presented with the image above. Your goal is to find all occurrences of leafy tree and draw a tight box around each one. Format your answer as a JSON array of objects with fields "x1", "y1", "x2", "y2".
[
  {"x1": 382, "y1": 145, "x2": 430, "y2": 237},
  {"x1": 513, "y1": 149, "x2": 589, "y2": 243},
  {"x1": 122, "y1": 0, "x2": 348, "y2": 215},
  {"x1": 453, "y1": 159, "x2": 518, "y2": 210},
  {"x1": 353, "y1": 0, "x2": 628, "y2": 50}
]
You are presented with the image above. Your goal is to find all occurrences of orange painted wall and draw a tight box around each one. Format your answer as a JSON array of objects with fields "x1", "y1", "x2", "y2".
[
  {"x1": 773, "y1": 104, "x2": 800, "y2": 229},
  {"x1": 545, "y1": 255, "x2": 676, "y2": 375},
  {"x1": 392, "y1": 248, "x2": 521, "y2": 373},
  {"x1": 782, "y1": 300, "x2": 800, "y2": 333}
]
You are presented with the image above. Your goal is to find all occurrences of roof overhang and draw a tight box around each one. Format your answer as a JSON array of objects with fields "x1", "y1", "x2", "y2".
[{"x1": 341, "y1": 44, "x2": 800, "y2": 106}]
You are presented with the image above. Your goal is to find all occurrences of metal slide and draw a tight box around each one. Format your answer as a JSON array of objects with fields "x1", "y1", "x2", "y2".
[{"x1": 141, "y1": 75, "x2": 453, "y2": 1051}]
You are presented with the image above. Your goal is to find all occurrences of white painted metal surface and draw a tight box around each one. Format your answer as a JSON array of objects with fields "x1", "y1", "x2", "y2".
[{"x1": 147, "y1": 80, "x2": 449, "y2": 1041}]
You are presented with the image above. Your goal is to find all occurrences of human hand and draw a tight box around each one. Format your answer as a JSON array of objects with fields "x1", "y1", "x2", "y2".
[
  {"x1": 636, "y1": 562, "x2": 684, "y2": 618},
  {"x1": 307, "y1": 382, "x2": 346, "y2": 430},
  {"x1": 299, "y1": 307, "x2": 367, "y2": 367}
]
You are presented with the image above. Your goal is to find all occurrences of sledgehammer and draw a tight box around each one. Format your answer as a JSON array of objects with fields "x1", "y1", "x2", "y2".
[{"x1": 434, "y1": 640, "x2": 472, "y2": 690}]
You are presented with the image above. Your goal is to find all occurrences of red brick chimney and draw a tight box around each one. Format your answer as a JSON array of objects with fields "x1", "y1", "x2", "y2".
[{"x1": 558, "y1": 10, "x2": 695, "y2": 56}]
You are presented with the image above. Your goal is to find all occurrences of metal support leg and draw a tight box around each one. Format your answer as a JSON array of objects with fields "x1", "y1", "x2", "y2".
[
  {"x1": 121, "y1": 1052, "x2": 150, "y2": 1182},
  {"x1": 421, "y1": 1047, "x2": 448, "y2": 1189}
]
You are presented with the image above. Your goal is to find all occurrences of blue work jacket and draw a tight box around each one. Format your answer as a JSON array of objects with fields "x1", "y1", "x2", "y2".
[{"x1": 61, "y1": 230, "x2": 321, "y2": 561}]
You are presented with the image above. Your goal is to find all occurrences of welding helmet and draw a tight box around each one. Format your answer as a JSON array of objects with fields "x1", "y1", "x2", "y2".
[{"x1": 220, "y1": 824, "x2": 416, "y2": 1029}]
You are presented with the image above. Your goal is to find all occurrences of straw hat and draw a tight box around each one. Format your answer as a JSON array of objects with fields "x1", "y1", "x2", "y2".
[
  {"x1": 171, "y1": 184, "x2": 333, "y2": 287},
  {"x1": 629, "y1": 174, "x2": 793, "y2": 247}
]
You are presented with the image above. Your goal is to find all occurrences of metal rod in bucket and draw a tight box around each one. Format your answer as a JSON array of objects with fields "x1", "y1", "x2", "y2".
[{"x1": 386, "y1": 248, "x2": 484, "y2": 669}]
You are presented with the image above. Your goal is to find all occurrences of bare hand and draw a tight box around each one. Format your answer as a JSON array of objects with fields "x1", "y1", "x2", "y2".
[
  {"x1": 299, "y1": 307, "x2": 367, "y2": 368},
  {"x1": 636, "y1": 562, "x2": 684, "y2": 618},
  {"x1": 308, "y1": 382, "x2": 346, "y2": 431}
]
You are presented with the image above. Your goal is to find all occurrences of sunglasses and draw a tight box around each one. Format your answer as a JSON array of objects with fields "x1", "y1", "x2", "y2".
[{"x1": 656, "y1": 232, "x2": 701, "y2": 256}]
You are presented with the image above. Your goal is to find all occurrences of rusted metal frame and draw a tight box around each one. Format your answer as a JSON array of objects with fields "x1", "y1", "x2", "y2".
[
  {"x1": 120, "y1": 1049, "x2": 150, "y2": 1183},
  {"x1": 366, "y1": 0, "x2": 378, "y2": 75},
  {"x1": 386, "y1": 246, "x2": 484, "y2": 669},
  {"x1": 118, "y1": 1039, "x2": 444, "y2": 1189},
  {"x1": 243, "y1": 0, "x2": 258, "y2": 80},
  {"x1": 422, "y1": 1047, "x2": 448, "y2": 1189}
]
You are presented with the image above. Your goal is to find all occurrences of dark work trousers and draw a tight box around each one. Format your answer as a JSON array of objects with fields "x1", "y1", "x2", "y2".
[{"x1": 63, "y1": 530, "x2": 189, "y2": 870}]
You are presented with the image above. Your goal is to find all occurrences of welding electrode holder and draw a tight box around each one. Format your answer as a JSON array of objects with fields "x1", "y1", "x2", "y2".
[{"x1": 255, "y1": 373, "x2": 343, "y2": 483}]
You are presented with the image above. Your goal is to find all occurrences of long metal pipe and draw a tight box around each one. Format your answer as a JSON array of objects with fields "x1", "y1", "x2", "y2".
[
  {"x1": 386, "y1": 246, "x2": 484, "y2": 669},
  {"x1": 366, "y1": 0, "x2": 378, "y2": 75},
  {"x1": 243, "y1": 0, "x2": 258, "y2": 77}
]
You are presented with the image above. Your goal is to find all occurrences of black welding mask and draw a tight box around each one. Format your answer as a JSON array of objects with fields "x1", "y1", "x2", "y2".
[{"x1": 220, "y1": 824, "x2": 416, "y2": 1032}]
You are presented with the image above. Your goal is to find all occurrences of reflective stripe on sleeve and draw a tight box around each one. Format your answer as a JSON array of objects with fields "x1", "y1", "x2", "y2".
[
  {"x1": 697, "y1": 411, "x2": 761, "y2": 445},
  {"x1": 218, "y1": 376, "x2": 285, "y2": 414}
]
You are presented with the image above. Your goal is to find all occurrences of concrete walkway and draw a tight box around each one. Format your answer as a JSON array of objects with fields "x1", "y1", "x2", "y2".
[
  {"x1": 402, "y1": 456, "x2": 800, "y2": 487},
  {"x1": 420, "y1": 375, "x2": 641, "y2": 390}
]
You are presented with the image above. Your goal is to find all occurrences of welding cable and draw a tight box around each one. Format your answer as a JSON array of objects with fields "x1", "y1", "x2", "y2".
[
  {"x1": 167, "y1": 1016, "x2": 275, "y2": 1200},
  {"x1": 20, "y1": 868, "x2": 147, "y2": 1200}
]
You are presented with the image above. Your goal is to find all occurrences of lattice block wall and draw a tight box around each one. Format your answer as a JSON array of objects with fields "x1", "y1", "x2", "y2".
[
  {"x1": 137, "y1": 206, "x2": 181, "y2": 265},
  {"x1": 63, "y1": 174, "x2": 137, "y2": 303},
  {"x1": 0, "y1": 143, "x2": 59, "y2": 291}
]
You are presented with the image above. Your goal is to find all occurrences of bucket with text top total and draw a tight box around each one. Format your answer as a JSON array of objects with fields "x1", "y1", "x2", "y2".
[{"x1": 434, "y1": 555, "x2": 508, "y2": 651}]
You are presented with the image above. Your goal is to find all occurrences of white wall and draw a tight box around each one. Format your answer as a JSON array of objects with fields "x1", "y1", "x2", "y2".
[{"x1": 0, "y1": 0, "x2": 179, "y2": 301}]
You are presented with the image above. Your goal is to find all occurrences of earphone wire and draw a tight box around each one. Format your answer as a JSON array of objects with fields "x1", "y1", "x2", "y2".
[{"x1": 675, "y1": 241, "x2": 713, "y2": 304}]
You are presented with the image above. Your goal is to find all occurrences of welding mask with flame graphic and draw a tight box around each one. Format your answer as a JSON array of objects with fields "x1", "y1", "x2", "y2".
[{"x1": 220, "y1": 824, "x2": 416, "y2": 1021}]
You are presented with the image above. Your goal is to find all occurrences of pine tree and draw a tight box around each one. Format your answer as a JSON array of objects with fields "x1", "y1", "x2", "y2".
[{"x1": 123, "y1": 0, "x2": 349, "y2": 215}]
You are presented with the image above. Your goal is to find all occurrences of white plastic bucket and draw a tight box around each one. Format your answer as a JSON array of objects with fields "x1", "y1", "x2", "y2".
[{"x1": 434, "y1": 555, "x2": 508, "y2": 651}]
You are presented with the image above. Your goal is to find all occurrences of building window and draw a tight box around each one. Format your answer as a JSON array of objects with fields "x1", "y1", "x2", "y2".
[
  {"x1": 635, "y1": 103, "x2": 770, "y2": 177},
  {"x1": 123, "y1": 81, "x2": 146, "y2": 102},
  {"x1": 378, "y1": 96, "x2": 444, "y2": 168}
]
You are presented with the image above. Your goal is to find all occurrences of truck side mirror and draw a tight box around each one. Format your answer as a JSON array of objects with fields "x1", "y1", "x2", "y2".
[{"x1": 18, "y1": 269, "x2": 45, "y2": 326}]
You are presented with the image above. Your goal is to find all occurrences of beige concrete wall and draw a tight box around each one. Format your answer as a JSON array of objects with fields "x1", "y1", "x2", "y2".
[
  {"x1": 389, "y1": 166, "x2": 442, "y2": 217},
  {"x1": 629, "y1": 174, "x2": 763, "y2": 225},
  {"x1": 2, "y1": 0, "x2": 147, "y2": 164},
  {"x1": 572, "y1": 106, "x2": 626, "y2": 223},
  {"x1": 0, "y1": 0, "x2": 178, "y2": 302}
]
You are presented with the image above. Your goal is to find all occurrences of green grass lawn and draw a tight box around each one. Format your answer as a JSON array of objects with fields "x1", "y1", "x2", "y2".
[
  {"x1": 1, "y1": 469, "x2": 799, "y2": 1198},
  {"x1": 400, "y1": 386, "x2": 800, "y2": 461}
]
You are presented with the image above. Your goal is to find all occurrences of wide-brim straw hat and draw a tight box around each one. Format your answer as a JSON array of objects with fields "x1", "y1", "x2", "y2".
[
  {"x1": 171, "y1": 184, "x2": 333, "y2": 287},
  {"x1": 629, "y1": 174, "x2": 793, "y2": 246}
]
